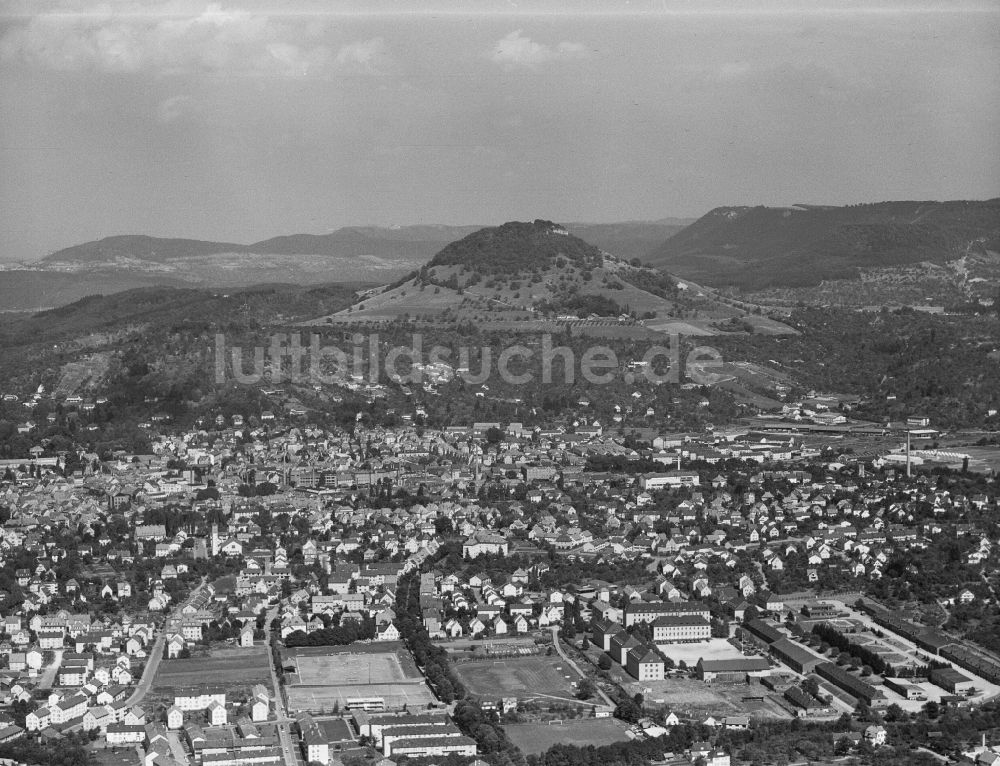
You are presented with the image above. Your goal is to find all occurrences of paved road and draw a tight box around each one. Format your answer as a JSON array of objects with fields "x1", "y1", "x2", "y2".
[
  {"x1": 124, "y1": 577, "x2": 208, "y2": 709},
  {"x1": 37, "y1": 649, "x2": 63, "y2": 691},
  {"x1": 166, "y1": 731, "x2": 191, "y2": 765},
  {"x1": 549, "y1": 626, "x2": 616, "y2": 709},
  {"x1": 265, "y1": 606, "x2": 302, "y2": 766},
  {"x1": 830, "y1": 600, "x2": 1000, "y2": 709}
]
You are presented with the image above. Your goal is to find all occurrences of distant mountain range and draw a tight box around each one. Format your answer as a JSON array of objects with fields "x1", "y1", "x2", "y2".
[
  {"x1": 0, "y1": 219, "x2": 692, "y2": 311},
  {"x1": 646, "y1": 199, "x2": 1000, "y2": 290},
  {"x1": 40, "y1": 219, "x2": 693, "y2": 266},
  {"x1": 3, "y1": 199, "x2": 998, "y2": 311}
]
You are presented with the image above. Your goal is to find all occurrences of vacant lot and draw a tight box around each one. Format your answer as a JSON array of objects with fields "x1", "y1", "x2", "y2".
[
  {"x1": 154, "y1": 646, "x2": 270, "y2": 690},
  {"x1": 633, "y1": 677, "x2": 792, "y2": 720},
  {"x1": 506, "y1": 719, "x2": 628, "y2": 754},
  {"x1": 656, "y1": 638, "x2": 745, "y2": 668},
  {"x1": 453, "y1": 656, "x2": 579, "y2": 701}
]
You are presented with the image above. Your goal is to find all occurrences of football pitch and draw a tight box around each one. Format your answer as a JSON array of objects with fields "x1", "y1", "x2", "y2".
[
  {"x1": 506, "y1": 720, "x2": 628, "y2": 754},
  {"x1": 453, "y1": 656, "x2": 580, "y2": 700},
  {"x1": 294, "y1": 653, "x2": 406, "y2": 685}
]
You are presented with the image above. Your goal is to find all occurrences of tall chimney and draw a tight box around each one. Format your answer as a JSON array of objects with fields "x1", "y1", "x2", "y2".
[{"x1": 906, "y1": 431, "x2": 911, "y2": 478}]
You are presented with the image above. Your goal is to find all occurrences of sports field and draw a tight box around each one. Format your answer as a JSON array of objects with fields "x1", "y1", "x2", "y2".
[
  {"x1": 284, "y1": 647, "x2": 435, "y2": 713},
  {"x1": 453, "y1": 656, "x2": 579, "y2": 701},
  {"x1": 294, "y1": 653, "x2": 406, "y2": 685},
  {"x1": 506, "y1": 720, "x2": 628, "y2": 754}
]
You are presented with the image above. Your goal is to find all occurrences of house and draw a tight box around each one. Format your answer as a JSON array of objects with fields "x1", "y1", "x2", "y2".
[
  {"x1": 207, "y1": 700, "x2": 227, "y2": 726},
  {"x1": 376, "y1": 621, "x2": 400, "y2": 642},
  {"x1": 250, "y1": 686, "x2": 269, "y2": 723},
  {"x1": 25, "y1": 707, "x2": 50, "y2": 732},
  {"x1": 106, "y1": 723, "x2": 145, "y2": 745},
  {"x1": 864, "y1": 725, "x2": 887, "y2": 746},
  {"x1": 239, "y1": 623, "x2": 255, "y2": 648},
  {"x1": 167, "y1": 705, "x2": 183, "y2": 730},
  {"x1": 167, "y1": 634, "x2": 186, "y2": 659}
]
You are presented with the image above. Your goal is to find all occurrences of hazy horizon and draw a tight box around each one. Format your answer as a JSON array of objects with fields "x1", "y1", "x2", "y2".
[{"x1": 2, "y1": 0, "x2": 998, "y2": 262}]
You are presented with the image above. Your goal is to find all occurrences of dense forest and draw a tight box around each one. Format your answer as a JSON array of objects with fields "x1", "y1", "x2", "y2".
[{"x1": 429, "y1": 221, "x2": 604, "y2": 275}]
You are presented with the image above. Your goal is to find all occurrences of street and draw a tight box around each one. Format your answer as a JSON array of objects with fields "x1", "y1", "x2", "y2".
[
  {"x1": 124, "y1": 576, "x2": 208, "y2": 709},
  {"x1": 265, "y1": 606, "x2": 303, "y2": 766}
]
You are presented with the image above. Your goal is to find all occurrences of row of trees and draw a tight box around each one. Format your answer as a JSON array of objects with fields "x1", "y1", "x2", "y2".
[{"x1": 284, "y1": 616, "x2": 376, "y2": 647}]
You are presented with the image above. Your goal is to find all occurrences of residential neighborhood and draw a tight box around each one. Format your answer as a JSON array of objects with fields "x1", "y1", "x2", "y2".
[{"x1": 0, "y1": 407, "x2": 997, "y2": 766}]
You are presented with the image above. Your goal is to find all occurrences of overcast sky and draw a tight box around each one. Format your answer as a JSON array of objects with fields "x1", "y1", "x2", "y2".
[{"x1": 1, "y1": 0, "x2": 998, "y2": 261}]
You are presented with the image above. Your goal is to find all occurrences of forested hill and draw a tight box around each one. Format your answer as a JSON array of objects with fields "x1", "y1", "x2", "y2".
[
  {"x1": 427, "y1": 220, "x2": 605, "y2": 275},
  {"x1": 42, "y1": 228, "x2": 479, "y2": 264},
  {"x1": 44, "y1": 235, "x2": 249, "y2": 263},
  {"x1": 644, "y1": 199, "x2": 1000, "y2": 289}
]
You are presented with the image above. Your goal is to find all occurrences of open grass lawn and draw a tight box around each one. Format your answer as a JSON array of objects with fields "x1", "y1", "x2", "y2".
[
  {"x1": 453, "y1": 656, "x2": 579, "y2": 700},
  {"x1": 89, "y1": 746, "x2": 141, "y2": 766},
  {"x1": 506, "y1": 719, "x2": 628, "y2": 754},
  {"x1": 154, "y1": 645, "x2": 270, "y2": 689}
]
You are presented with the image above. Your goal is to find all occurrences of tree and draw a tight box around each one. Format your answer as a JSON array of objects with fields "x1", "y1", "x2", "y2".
[
  {"x1": 576, "y1": 678, "x2": 596, "y2": 700},
  {"x1": 598, "y1": 654, "x2": 612, "y2": 671}
]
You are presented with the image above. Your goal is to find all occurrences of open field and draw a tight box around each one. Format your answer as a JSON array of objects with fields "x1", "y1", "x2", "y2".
[
  {"x1": 453, "y1": 656, "x2": 579, "y2": 701},
  {"x1": 154, "y1": 646, "x2": 270, "y2": 690},
  {"x1": 506, "y1": 719, "x2": 629, "y2": 754},
  {"x1": 283, "y1": 645, "x2": 434, "y2": 713},
  {"x1": 628, "y1": 676, "x2": 792, "y2": 720}
]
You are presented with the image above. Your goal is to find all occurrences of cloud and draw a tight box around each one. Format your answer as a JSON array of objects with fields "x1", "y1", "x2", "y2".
[
  {"x1": 0, "y1": 2, "x2": 384, "y2": 77},
  {"x1": 334, "y1": 37, "x2": 387, "y2": 71},
  {"x1": 489, "y1": 30, "x2": 586, "y2": 68},
  {"x1": 156, "y1": 94, "x2": 194, "y2": 122}
]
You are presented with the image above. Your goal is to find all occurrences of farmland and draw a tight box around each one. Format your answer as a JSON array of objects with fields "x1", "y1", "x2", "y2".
[
  {"x1": 453, "y1": 656, "x2": 581, "y2": 702},
  {"x1": 154, "y1": 646, "x2": 270, "y2": 690},
  {"x1": 506, "y1": 719, "x2": 629, "y2": 754}
]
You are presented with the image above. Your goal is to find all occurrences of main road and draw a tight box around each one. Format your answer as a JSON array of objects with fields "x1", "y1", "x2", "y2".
[{"x1": 265, "y1": 605, "x2": 303, "y2": 766}]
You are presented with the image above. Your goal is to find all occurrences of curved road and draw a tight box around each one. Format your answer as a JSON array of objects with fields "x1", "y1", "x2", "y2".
[{"x1": 549, "y1": 626, "x2": 616, "y2": 709}]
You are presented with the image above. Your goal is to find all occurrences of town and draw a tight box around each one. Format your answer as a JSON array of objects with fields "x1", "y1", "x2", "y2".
[{"x1": 0, "y1": 402, "x2": 997, "y2": 766}]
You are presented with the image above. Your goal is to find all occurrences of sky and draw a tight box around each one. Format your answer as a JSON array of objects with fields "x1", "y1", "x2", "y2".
[{"x1": 1, "y1": 0, "x2": 998, "y2": 261}]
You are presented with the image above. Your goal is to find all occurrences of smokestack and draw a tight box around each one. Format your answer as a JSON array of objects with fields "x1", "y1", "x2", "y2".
[
  {"x1": 677, "y1": 454, "x2": 681, "y2": 470},
  {"x1": 906, "y1": 431, "x2": 911, "y2": 478}
]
